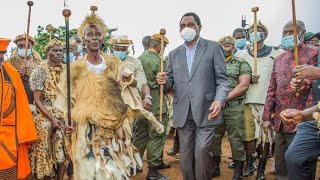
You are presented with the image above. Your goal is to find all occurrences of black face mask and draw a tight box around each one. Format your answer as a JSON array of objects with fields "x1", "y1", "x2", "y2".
[{"x1": 223, "y1": 50, "x2": 232, "y2": 57}]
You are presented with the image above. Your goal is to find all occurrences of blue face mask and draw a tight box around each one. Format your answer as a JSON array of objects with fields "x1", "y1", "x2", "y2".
[
  {"x1": 249, "y1": 32, "x2": 264, "y2": 44},
  {"x1": 18, "y1": 48, "x2": 32, "y2": 57},
  {"x1": 235, "y1": 38, "x2": 246, "y2": 49},
  {"x1": 113, "y1": 51, "x2": 127, "y2": 61},
  {"x1": 63, "y1": 53, "x2": 75, "y2": 63},
  {"x1": 76, "y1": 44, "x2": 83, "y2": 53},
  {"x1": 281, "y1": 34, "x2": 301, "y2": 50}
]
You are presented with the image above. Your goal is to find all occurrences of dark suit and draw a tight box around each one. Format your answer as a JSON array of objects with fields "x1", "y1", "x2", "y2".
[{"x1": 164, "y1": 37, "x2": 229, "y2": 180}]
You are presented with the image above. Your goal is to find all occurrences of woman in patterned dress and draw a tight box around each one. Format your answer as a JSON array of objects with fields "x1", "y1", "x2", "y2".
[{"x1": 29, "y1": 39, "x2": 70, "y2": 179}]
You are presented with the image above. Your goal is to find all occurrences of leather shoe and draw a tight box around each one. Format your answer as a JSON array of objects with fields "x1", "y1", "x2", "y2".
[
  {"x1": 147, "y1": 168, "x2": 170, "y2": 180},
  {"x1": 156, "y1": 162, "x2": 171, "y2": 170}
]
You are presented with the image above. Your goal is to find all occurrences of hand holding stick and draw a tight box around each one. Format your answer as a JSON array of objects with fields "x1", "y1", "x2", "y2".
[
  {"x1": 62, "y1": 9, "x2": 72, "y2": 126},
  {"x1": 159, "y1": 28, "x2": 166, "y2": 123}
]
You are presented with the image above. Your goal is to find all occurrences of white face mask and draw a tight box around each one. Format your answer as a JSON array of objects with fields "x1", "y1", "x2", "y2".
[
  {"x1": 18, "y1": 48, "x2": 32, "y2": 58},
  {"x1": 180, "y1": 27, "x2": 197, "y2": 42},
  {"x1": 76, "y1": 44, "x2": 83, "y2": 53}
]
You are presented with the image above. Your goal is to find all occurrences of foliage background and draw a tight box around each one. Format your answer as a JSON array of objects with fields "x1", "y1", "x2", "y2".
[{"x1": 32, "y1": 24, "x2": 117, "y2": 59}]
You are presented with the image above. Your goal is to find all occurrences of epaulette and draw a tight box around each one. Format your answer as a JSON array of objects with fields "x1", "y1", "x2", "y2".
[
  {"x1": 273, "y1": 46, "x2": 282, "y2": 50},
  {"x1": 233, "y1": 56, "x2": 245, "y2": 62}
]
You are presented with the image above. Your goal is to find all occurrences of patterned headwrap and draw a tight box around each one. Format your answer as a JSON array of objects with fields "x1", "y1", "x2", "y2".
[
  {"x1": 45, "y1": 38, "x2": 63, "y2": 52},
  {"x1": 13, "y1": 33, "x2": 36, "y2": 45}
]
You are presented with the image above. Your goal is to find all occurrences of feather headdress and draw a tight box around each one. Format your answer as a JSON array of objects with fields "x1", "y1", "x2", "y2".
[{"x1": 77, "y1": 6, "x2": 109, "y2": 39}]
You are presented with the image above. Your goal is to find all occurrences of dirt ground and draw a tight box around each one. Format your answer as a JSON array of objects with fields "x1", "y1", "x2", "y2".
[{"x1": 132, "y1": 135, "x2": 320, "y2": 180}]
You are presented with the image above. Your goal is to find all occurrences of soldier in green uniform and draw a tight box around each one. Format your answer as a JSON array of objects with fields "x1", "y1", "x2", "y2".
[
  {"x1": 132, "y1": 33, "x2": 170, "y2": 180},
  {"x1": 211, "y1": 36, "x2": 252, "y2": 180}
]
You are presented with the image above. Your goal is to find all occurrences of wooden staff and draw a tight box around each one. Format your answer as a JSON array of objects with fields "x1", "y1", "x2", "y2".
[
  {"x1": 159, "y1": 28, "x2": 166, "y2": 123},
  {"x1": 47, "y1": 24, "x2": 54, "y2": 42},
  {"x1": 62, "y1": 9, "x2": 72, "y2": 126},
  {"x1": 24, "y1": 1, "x2": 34, "y2": 67},
  {"x1": 291, "y1": 0, "x2": 300, "y2": 96},
  {"x1": 90, "y1": 6, "x2": 97, "y2": 14},
  {"x1": 291, "y1": 0, "x2": 299, "y2": 67},
  {"x1": 251, "y1": 7, "x2": 259, "y2": 76}
]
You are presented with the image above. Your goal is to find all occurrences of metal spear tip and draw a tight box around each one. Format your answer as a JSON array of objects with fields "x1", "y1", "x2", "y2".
[
  {"x1": 251, "y1": 7, "x2": 259, "y2": 12},
  {"x1": 160, "y1": 29, "x2": 166, "y2": 35},
  {"x1": 27, "y1": 1, "x2": 34, "y2": 6},
  {"x1": 62, "y1": 9, "x2": 72, "y2": 17}
]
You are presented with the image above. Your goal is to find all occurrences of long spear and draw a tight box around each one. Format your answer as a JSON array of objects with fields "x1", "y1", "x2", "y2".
[
  {"x1": 251, "y1": 7, "x2": 259, "y2": 76},
  {"x1": 159, "y1": 29, "x2": 166, "y2": 123},
  {"x1": 291, "y1": 0, "x2": 300, "y2": 96},
  {"x1": 24, "y1": 1, "x2": 34, "y2": 67},
  {"x1": 62, "y1": 9, "x2": 72, "y2": 126}
]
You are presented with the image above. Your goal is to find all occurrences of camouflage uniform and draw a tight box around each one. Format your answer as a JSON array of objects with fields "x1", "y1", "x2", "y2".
[
  {"x1": 132, "y1": 49, "x2": 168, "y2": 168},
  {"x1": 166, "y1": 91, "x2": 174, "y2": 135},
  {"x1": 212, "y1": 55, "x2": 252, "y2": 161}
]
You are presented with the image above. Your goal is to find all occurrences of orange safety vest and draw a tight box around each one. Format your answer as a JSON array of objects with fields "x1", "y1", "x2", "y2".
[{"x1": 0, "y1": 62, "x2": 38, "y2": 180}]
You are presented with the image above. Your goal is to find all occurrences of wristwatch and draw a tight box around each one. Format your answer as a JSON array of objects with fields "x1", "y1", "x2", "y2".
[{"x1": 144, "y1": 95, "x2": 152, "y2": 100}]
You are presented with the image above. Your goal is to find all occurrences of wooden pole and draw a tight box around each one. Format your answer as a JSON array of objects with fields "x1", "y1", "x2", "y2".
[
  {"x1": 47, "y1": 24, "x2": 54, "y2": 42},
  {"x1": 24, "y1": 1, "x2": 34, "y2": 67},
  {"x1": 62, "y1": 9, "x2": 72, "y2": 126},
  {"x1": 251, "y1": 7, "x2": 259, "y2": 76},
  {"x1": 159, "y1": 29, "x2": 166, "y2": 123},
  {"x1": 292, "y1": 0, "x2": 299, "y2": 67},
  {"x1": 291, "y1": 0, "x2": 300, "y2": 97}
]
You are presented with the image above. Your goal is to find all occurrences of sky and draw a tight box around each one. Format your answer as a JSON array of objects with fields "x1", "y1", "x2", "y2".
[{"x1": 1, "y1": 0, "x2": 319, "y2": 58}]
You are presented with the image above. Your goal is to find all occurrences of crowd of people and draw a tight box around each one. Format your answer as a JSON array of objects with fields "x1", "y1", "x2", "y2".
[{"x1": 0, "y1": 5, "x2": 320, "y2": 180}]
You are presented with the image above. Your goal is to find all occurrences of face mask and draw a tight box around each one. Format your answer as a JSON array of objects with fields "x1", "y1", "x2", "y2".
[
  {"x1": 180, "y1": 27, "x2": 197, "y2": 42},
  {"x1": 114, "y1": 51, "x2": 127, "y2": 61},
  {"x1": 235, "y1": 38, "x2": 246, "y2": 49},
  {"x1": 76, "y1": 44, "x2": 83, "y2": 53},
  {"x1": 223, "y1": 50, "x2": 232, "y2": 58},
  {"x1": 281, "y1": 35, "x2": 302, "y2": 50},
  {"x1": 249, "y1": 32, "x2": 264, "y2": 44},
  {"x1": 18, "y1": 48, "x2": 32, "y2": 57},
  {"x1": 63, "y1": 53, "x2": 75, "y2": 63}
]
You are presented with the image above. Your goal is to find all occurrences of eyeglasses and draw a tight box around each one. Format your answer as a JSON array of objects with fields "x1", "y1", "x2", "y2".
[
  {"x1": 305, "y1": 40, "x2": 320, "y2": 46},
  {"x1": 17, "y1": 44, "x2": 32, "y2": 49}
]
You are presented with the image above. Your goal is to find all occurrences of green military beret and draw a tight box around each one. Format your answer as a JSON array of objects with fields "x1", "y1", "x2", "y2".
[{"x1": 304, "y1": 32, "x2": 320, "y2": 42}]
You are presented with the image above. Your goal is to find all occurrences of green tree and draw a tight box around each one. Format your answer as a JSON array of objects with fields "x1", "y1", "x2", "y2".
[{"x1": 33, "y1": 24, "x2": 117, "y2": 59}]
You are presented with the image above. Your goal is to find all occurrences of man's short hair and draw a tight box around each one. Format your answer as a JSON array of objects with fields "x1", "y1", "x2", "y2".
[
  {"x1": 142, "y1": 35, "x2": 151, "y2": 46},
  {"x1": 179, "y1": 12, "x2": 201, "y2": 26},
  {"x1": 284, "y1": 20, "x2": 306, "y2": 32},
  {"x1": 232, "y1": 28, "x2": 246, "y2": 37}
]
